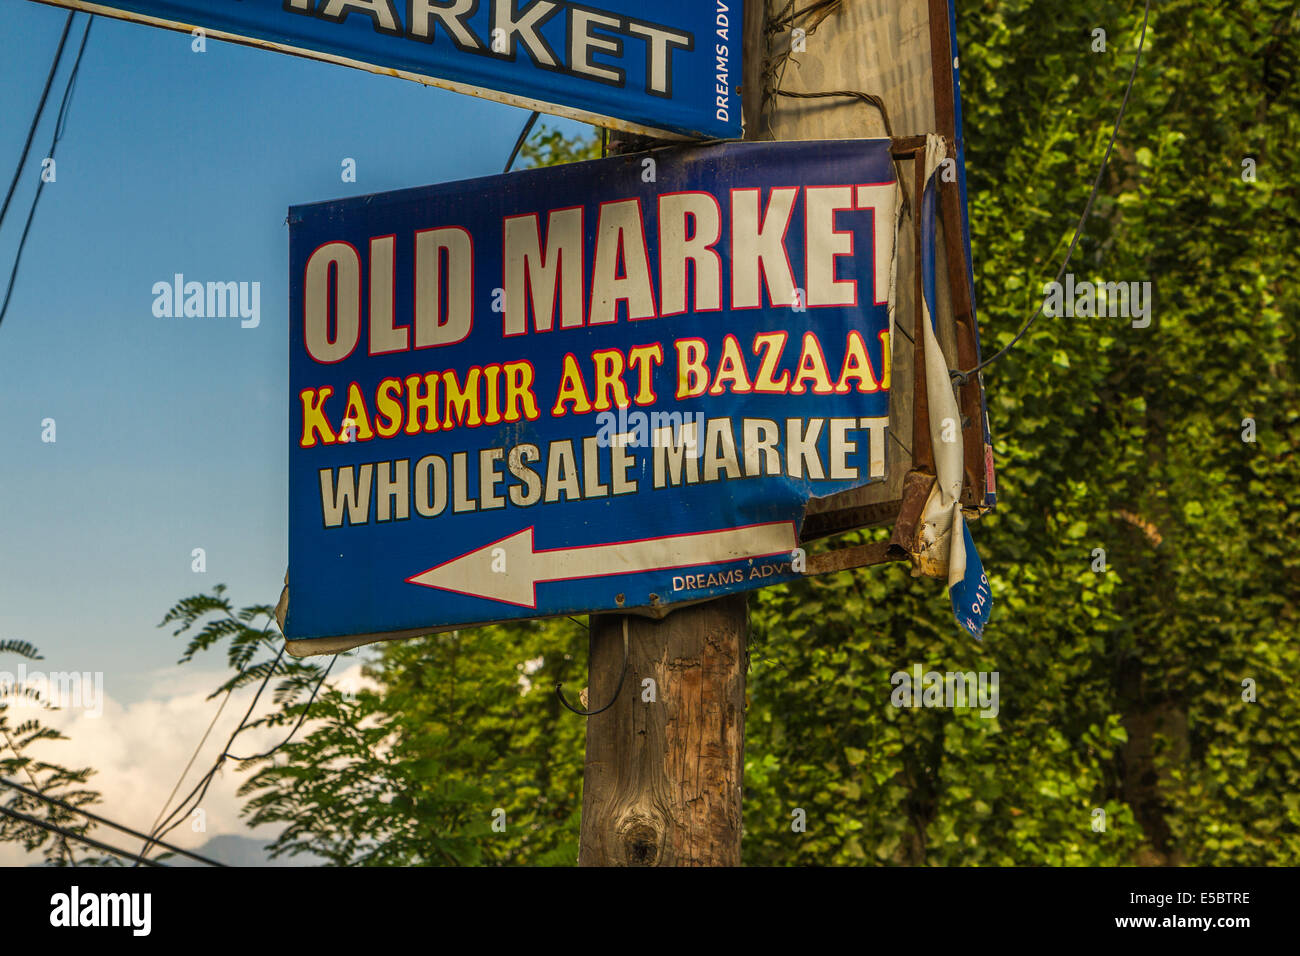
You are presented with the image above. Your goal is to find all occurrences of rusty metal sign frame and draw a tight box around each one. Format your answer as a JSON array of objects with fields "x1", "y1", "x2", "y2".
[
  {"x1": 800, "y1": 128, "x2": 989, "y2": 579},
  {"x1": 797, "y1": 0, "x2": 994, "y2": 576}
]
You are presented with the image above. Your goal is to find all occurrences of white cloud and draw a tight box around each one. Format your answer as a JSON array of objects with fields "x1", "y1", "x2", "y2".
[{"x1": 1, "y1": 661, "x2": 372, "y2": 867}]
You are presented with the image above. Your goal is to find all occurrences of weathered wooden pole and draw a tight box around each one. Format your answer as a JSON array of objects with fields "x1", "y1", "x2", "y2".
[
  {"x1": 578, "y1": 597, "x2": 748, "y2": 866},
  {"x1": 575, "y1": 2, "x2": 769, "y2": 869}
]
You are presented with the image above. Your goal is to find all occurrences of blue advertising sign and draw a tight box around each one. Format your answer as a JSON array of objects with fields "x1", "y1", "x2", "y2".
[
  {"x1": 38, "y1": 0, "x2": 741, "y2": 139},
  {"x1": 286, "y1": 139, "x2": 899, "y2": 643}
]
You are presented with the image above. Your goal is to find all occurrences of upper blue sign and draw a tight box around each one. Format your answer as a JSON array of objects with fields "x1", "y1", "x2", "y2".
[
  {"x1": 40, "y1": 0, "x2": 742, "y2": 139},
  {"x1": 286, "y1": 139, "x2": 899, "y2": 643}
]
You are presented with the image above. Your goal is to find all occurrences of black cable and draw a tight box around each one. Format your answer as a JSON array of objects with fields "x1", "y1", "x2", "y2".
[
  {"x1": 145, "y1": 685, "x2": 233, "y2": 840},
  {"x1": 0, "y1": 804, "x2": 166, "y2": 867},
  {"x1": 137, "y1": 646, "x2": 336, "y2": 863},
  {"x1": 769, "y1": 0, "x2": 840, "y2": 30},
  {"x1": 503, "y1": 110, "x2": 540, "y2": 173},
  {"x1": 556, "y1": 617, "x2": 629, "y2": 717},
  {"x1": 134, "y1": 644, "x2": 287, "y2": 864},
  {"x1": 144, "y1": 612, "x2": 272, "y2": 843},
  {"x1": 0, "y1": 14, "x2": 93, "y2": 331},
  {"x1": 147, "y1": 657, "x2": 334, "y2": 854},
  {"x1": 0, "y1": 725, "x2": 77, "y2": 867},
  {"x1": 225, "y1": 654, "x2": 336, "y2": 761},
  {"x1": 137, "y1": 764, "x2": 221, "y2": 865},
  {"x1": 0, "y1": 11, "x2": 74, "y2": 229},
  {"x1": 771, "y1": 89, "x2": 910, "y2": 216},
  {"x1": 774, "y1": 88, "x2": 896, "y2": 139},
  {"x1": 951, "y1": 0, "x2": 1150, "y2": 385},
  {"x1": 0, "y1": 776, "x2": 224, "y2": 866}
]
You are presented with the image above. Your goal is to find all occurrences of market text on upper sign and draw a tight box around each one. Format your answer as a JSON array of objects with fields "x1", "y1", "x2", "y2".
[{"x1": 284, "y1": 0, "x2": 694, "y2": 97}]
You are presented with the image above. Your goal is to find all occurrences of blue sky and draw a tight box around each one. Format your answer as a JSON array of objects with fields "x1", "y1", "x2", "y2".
[{"x1": 0, "y1": 4, "x2": 592, "y2": 704}]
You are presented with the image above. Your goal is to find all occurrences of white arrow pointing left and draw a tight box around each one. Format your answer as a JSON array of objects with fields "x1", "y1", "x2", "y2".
[{"x1": 406, "y1": 521, "x2": 799, "y2": 608}]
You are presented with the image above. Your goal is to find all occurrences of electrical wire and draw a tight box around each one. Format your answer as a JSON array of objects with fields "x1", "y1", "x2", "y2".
[
  {"x1": 144, "y1": 685, "x2": 233, "y2": 842},
  {"x1": 0, "y1": 776, "x2": 224, "y2": 866},
  {"x1": 555, "y1": 616, "x2": 629, "y2": 717},
  {"x1": 0, "y1": 728, "x2": 77, "y2": 867},
  {"x1": 0, "y1": 803, "x2": 166, "y2": 867},
  {"x1": 0, "y1": 13, "x2": 93, "y2": 330},
  {"x1": 225, "y1": 654, "x2": 336, "y2": 761},
  {"x1": 135, "y1": 646, "x2": 337, "y2": 863},
  {"x1": 0, "y1": 11, "x2": 74, "y2": 229},
  {"x1": 503, "y1": 110, "x2": 540, "y2": 173},
  {"x1": 144, "y1": 612, "x2": 274, "y2": 842},
  {"x1": 772, "y1": 88, "x2": 910, "y2": 214},
  {"x1": 134, "y1": 644, "x2": 287, "y2": 863},
  {"x1": 951, "y1": 0, "x2": 1151, "y2": 384},
  {"x1": 769, "y1": 0, "x2": 842, "y2": 30}
]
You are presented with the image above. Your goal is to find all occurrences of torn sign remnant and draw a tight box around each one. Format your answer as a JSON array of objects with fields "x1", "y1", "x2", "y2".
[{"x1": 911, "y1": 134, "x2": 993, "y2": 640}]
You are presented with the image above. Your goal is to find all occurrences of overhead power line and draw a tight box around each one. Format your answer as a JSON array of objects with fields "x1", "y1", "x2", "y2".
[
  {"x1": 504, "y1": 110, "x2": 541, "y2": 173},
  {"x1": 0, "y1": 776, "x2": 224, "y2": 867},
  {"x1": 135, "y1": 644, "x2": 288, "y2": 863},
  {"x1": 144, "y1": 611, "x2": 278, "y2": 849},
  {"x1": 0, "y1": 13, "x2": 93, "y2": 330},
  {"x1": 145, "y1": 685, "x2": 234, "y2": 842},
  {"x1": 0, "y1": 803, "x2": 166, "y2": 867},
  {"x1": 136, "y1": 644, "x2": 336, "y2": 864},
  {"x1": 226, "y1": 653, "x2": 336, "y2": 761},
  {"x1": 0, "y1": 11, "x2": 74, "y2": 230}
]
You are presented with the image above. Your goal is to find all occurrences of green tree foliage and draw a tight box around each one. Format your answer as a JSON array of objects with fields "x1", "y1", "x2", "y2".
[
  {"x1": 741, "y1": 0, "x2": 1300, "y2": 865},
  {"x1": 161, "y1": 590, "x2": 587, "y2": 865},
  {"x1": 519, "y1": 121, "x2": 602, "y2": 168},
  {"x1": 0, "y1": 640, "x2": 107, "y2": 866},
  {"x1": 156, "y1": 0, "x2": 1300, "y2": 865}
]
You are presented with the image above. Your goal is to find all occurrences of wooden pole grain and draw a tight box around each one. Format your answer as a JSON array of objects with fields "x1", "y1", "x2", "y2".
[
  {"x1": 576, "y1": 1, "x2": 781, "y2": 868},
  {"x1": 578, "y1": 597, "x2": 748, "y2": 866}
]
